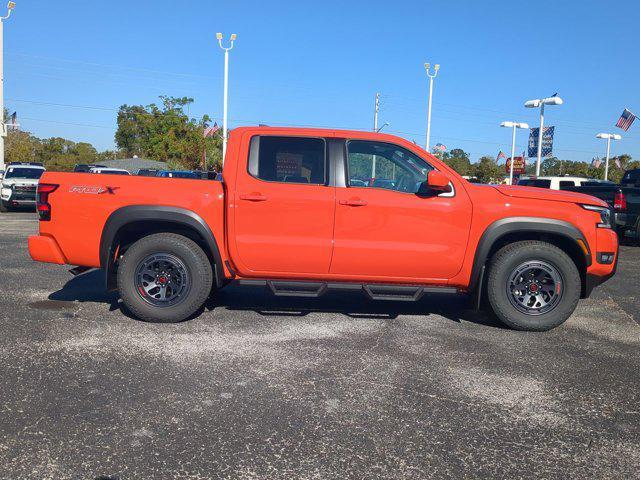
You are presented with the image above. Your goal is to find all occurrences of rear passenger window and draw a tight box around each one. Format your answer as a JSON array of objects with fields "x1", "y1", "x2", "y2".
[
  {"x1": 248, "y1": 136, "x2": 326, "y2": 184},
  {"x1": 559, "y1": 181, "x2": 576, "y2": 189}
]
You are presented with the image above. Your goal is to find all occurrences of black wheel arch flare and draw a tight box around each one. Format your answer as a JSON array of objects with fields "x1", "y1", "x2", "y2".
[
  {"x1": 99, "y1": 205, "x2": 225, "y2": 290},
  {"x1": 469, "y1": 217, "x2": 592, "y2": 297}
]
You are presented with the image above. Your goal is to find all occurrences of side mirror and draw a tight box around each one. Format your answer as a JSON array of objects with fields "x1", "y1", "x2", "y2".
[{"x1": 425, "y1": 171, "x2": 452, "y2": 193}]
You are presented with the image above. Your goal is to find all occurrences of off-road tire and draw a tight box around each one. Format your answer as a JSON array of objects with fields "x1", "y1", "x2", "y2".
[
  {"x1": 117, "y1": 233, "x2": 213, "y2": 323},
  {"x1": 486, "y1": 240, "x2": 581, "y2": 331}
]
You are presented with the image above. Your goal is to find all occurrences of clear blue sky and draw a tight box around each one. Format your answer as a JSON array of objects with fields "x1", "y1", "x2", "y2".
[{"x1": 5, "y1": 0, "x2": 640, "y2": 162}]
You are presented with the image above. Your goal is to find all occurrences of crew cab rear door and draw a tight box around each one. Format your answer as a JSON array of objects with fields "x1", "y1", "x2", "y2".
[
  {"x1": 331, "y1": 139, "x2": 472, "y2": 281},
  {"x1": 230, "y1": 134, "x2": 335, "y2": 275}
]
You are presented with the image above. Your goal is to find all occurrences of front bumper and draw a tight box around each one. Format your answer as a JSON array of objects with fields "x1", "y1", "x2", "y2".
[
  {"x1": 583, "y1": 227, "x2": 619, "y2": 297},
  {"x1": 2, "y1": 186, "x2": 38, "y2": 206}
]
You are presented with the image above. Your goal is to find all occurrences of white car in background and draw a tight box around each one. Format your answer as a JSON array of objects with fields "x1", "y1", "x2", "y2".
[
  {"x1": 516, "y1": 176, "x2": 612, "y2": 190},
  {"x1": 0, "y1": 163, "x2": 46, "y2": 212},
  {"x1": 89, "y1": 167, "x2": 131, "y2": 175}
]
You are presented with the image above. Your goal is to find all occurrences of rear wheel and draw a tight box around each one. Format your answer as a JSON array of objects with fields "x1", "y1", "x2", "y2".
[
  {"x1": 486, "y1": 240, "x2": 581, "y2": 331},
  {"x1": 117, "y1": 233, "x2": 213, "y2": 323}
]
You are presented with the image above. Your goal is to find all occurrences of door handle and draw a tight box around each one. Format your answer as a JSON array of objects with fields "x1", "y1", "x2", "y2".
[
  {"x1": 339, "y1": 198, "x2": 368, "y2": 207},
  {"x1": 239, "y1": 193, "x2": 268, "y2": 202}
]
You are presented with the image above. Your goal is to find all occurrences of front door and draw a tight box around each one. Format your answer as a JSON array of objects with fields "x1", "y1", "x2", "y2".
[
  {"x1": 233, "y1": 135, "x2": 335, "y2": 275},
  {"x1": 331, "y1": 140, "x2": 472, "y2": 281}
]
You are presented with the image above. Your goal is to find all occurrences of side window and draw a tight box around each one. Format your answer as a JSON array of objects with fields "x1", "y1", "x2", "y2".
[
  {"x1": 559, "y1": 180, "x2": 576, "y2": 189},
  {"x1": 346, "y1": 140, "x2": 434, "y2": 193},
  {"x1": 248, "y1": 136, "x2": 326, "y2": 184}
]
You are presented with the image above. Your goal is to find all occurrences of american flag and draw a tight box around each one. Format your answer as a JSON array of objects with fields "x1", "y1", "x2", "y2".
[
  {"x1": 496, "y1": 151, "x2": 507, "y2": 162},
  {"x1": 616, "y1": 108, "x2": 636, "y2": 131},
  {"x1": 433, "y1": 143, "x2": 447, "y2": 152},
  {"x1": 591, "y1": 157, "x2": 602, "y2": 168},
  {"x1": 204, "y1": 122, "x2": 220, "y2": 137}
]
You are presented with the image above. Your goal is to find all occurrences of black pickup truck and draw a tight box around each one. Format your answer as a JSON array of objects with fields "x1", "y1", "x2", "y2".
[{"x1": 565, "y1": 168, "x2": 640, "y2": 242}]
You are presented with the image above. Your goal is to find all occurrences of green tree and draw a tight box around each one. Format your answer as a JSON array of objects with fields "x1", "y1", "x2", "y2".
[
  {"x1": 473, "y1": 156, "x2": 504, "y2": 183},
  {"x1": 5, "y1": 130, "x2": 39, "y2": 164},
  {"x1": 114, "y1": 96, "x2": 223, "y2": 170},
  {"x1": 441, "y1": 148, "x2": 472, "y2": 175}
]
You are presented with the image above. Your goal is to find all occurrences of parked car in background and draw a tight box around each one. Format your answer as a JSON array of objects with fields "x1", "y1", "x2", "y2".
[
  {"x1": 89, "y1": 167, "x2": 131, "y2": 175},
  {"x1": 517, "y1": 176, "x2": 600, "y2": 190},
  {"x1": 74, "y1": 164, "x2": 107, "y2": 173},
  {"x1": 1, "y1": 162, "x2": 46, "y2": 212},
  {"x1": 157, "y1": 170, "x2": 200, "y2": 179},
  {"x1": 565, "y1": 182, "x2": 640, "y2": 242},
  {"x1": 137, "y1": 169, "x2": 160, "y2": 177},
  {"x1": 621, "y1": 168, "x2": 640, "y2": 186},
  {"x1": 28, "y1": 126, "x2": 618, "y2": 331}
]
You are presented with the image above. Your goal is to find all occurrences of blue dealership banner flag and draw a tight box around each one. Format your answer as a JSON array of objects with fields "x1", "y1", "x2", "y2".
[{"x1": 527, "y1": 126, "x2": 555, "y2": 157}]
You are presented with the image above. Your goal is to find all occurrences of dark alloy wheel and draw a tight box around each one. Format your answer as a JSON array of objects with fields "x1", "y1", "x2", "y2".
[
  {"x1": 118, "y1": 233, "x2": 213, "y2": 323},
  {"x1": 135, "y1": 253, "x2": 191, "y2": 307},
  {"x1": 507, "y1": 260, "x2": 563, "y2": 316},
  {"x1": 486, "y1": 240, "x2": 581, "y2": 331}
]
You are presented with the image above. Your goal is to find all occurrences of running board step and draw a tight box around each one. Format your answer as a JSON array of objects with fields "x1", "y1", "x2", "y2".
[{"x1": 236, "y1": 279, "x2": 458, "y2": 301}]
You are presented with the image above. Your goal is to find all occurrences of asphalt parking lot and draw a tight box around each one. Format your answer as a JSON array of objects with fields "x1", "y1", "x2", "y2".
[{"x1": 0, "y1": 212, "x2": 639, "y2": 479}]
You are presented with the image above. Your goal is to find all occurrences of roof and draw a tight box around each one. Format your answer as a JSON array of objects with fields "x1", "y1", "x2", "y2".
[{"x1": 101, "y1": 158, "x2": 168, "y2": 173}]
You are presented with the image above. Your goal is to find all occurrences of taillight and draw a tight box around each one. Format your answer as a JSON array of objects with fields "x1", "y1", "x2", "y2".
[
  {"x1": 614, "y1": 191, "x2": 627, "y2": 211},
  {"x1": 36, "y1": 183, "x2": 58, "y2": 221}
]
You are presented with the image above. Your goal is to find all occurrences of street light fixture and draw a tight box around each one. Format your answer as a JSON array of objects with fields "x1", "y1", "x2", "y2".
[
  {"x1": 524, "y1": 95, "x2": 563, "y2": 176},
  {"x1": 0, "y1": 1, "x2": 16, "y2": 173},
  {"x1": 596, "y1": 132, "x2": 622, "y2": 181},
  {"x1": 500, "y1": 121, "x2": 529, "y2": 185},
  {"x1": 424, "y1": 62, "x2": 440, "y2": 151},
  {"x1": 376, "y1": 122, "x2": 390, "y2": 133},
  {"x1": 216, "y1": 32, "x2": 236, "y2": 165}
]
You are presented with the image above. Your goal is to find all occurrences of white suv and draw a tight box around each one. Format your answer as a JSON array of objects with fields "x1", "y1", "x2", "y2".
[
  {"x1": 0, "y1": 163, "x2": 46, "y2": 212},
  {"x1": 516, "y1": 176, "x2": 606, "y2": 190}
]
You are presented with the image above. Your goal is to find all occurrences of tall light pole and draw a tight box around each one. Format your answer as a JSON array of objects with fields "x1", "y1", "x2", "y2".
[
  {"x1": 216, "y1": 32, "x2": 236, "y2": 166},
  {"x1": 424, "y1": 62, "x2": 440, "y2": 152},
  {"x1": 596, "y1": 133, "x2": 621, "y2": 181},
  {"x1": 370, "y1": 92, "x2": 380, "y2": 177},
  {"x1": 0, "y1": 1, "x2": 16, "y2": 173},
  {"x1": 524, "y1": 96, "x2": 563, "y2": 176},
  {"x1": 500, "y1": 121, "x2": 529, "y2": 185}
]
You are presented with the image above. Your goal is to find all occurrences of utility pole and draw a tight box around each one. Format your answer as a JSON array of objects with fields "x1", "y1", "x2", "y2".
[
  {"x1": 524, "y1": 96, "x2": 563, "y2": 176},
  {"x1": 371, "y1": 92, "x2": 379, "y2": 178},
  {"x1": 424, "y1": 62, "x2": 440, "y2": 152},
  {"x1": 0, "y1": 2, "x2": 16, "y2": 174},
  {"x1": 216, "y1": 32, "x2": 236, "y2": 166},
  {"x1": 500, "y1": 121, "x2": 529, "y2": 185}
]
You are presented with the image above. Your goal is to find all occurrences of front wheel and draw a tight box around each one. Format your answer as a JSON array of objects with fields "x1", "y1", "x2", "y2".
[
  {"x1": 117, "y1": 233, "x2": 213, "y2": 323},
  {"x1": 0, "y1": 200, "x2": 11, "y2": 212},
  {"x1": 486, "y1": 240, "x2": 581, "y2": 331}
]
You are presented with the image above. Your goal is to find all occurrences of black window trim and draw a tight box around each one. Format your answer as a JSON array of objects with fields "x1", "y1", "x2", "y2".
[{"x1": 246, "y1": 134, "x2": 329, "y2": 186}]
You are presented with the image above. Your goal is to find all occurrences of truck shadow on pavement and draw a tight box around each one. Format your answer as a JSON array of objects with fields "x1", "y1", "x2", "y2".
[
  {"x1": 47, "y1": 269, "x2": 505, "y2": 328},
  {"x1": 48, "y1": 269, "x2": 120, "y2": 311}
]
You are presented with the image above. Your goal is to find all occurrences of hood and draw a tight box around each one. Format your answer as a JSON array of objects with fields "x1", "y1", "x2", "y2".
[
  {"x1": 1, "y1": 177, "x2": 40, "y2": 187},
  {"x1": 493, "y1": 185, "x2": 609, "y2": 208}
]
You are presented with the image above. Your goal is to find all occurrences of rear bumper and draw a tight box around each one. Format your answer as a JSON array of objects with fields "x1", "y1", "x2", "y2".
[{"x1": 28, "y1": 235, "x2": 67, "y2": 265}]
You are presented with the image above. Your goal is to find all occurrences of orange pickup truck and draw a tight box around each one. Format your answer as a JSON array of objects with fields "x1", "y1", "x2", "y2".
[{"x1": 28, "y1": 127, "x2": 618, "y2": 331}]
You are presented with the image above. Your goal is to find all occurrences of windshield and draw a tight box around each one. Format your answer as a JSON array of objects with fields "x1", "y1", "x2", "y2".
[
  {"x1": 5, "y1": 167, "x2": 45, "y2": 179},
  {"x1": 517, "y1": 179, "x2": 551, "y2": 188}
]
